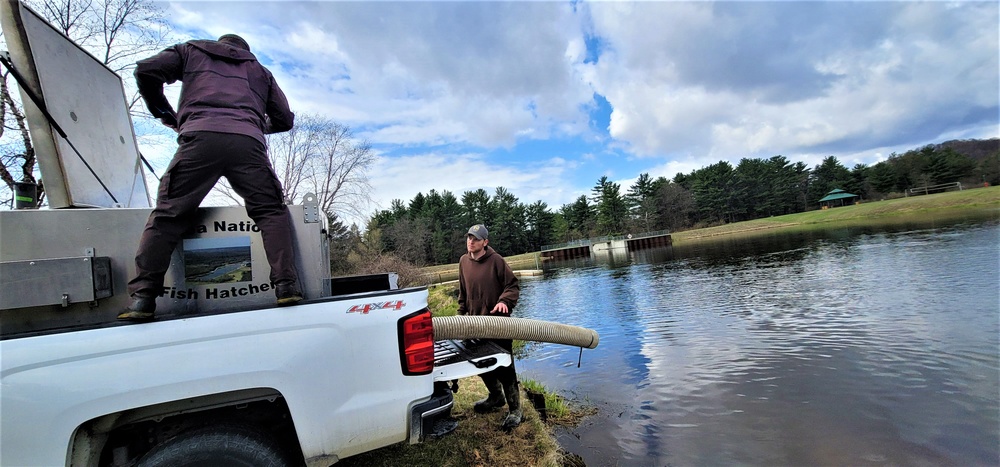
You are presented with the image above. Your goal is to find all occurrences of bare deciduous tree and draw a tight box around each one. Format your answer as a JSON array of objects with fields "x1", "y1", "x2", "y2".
[
  {"x1": 0, "y1": 69, "x2": 36, "y2": 191},
  {"x1": 0, "y1": 0, "x2": 172, "y2": 206},
  {"x1": 35, "y1": 0, "x2": 170, "y2": 81},
  {"x1": 216, "y1": 114, "x2": 376, "y2": 222},
  {"x1": 345, "y1": 227, "x2": 429, "y2": 287}
]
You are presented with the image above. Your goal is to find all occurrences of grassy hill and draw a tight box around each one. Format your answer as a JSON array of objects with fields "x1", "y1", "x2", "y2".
[{"x1": 670, "y1": 185, "x2": 998, "y2": 242}]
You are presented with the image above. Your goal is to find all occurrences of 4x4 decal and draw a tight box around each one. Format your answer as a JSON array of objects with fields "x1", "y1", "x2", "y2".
[{"x1": 347, "y1": 300, "x2": 405, "y2": 314}]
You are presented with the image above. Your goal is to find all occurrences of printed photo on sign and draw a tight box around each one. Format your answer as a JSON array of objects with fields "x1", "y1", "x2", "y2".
[{"x1": 183, "y1": 237, "x2": 253, "y2": 285}]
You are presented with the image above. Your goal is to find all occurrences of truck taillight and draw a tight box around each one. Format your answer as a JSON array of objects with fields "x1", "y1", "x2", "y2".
[{"x1": 399, "y1": 309, "x2": 434, "y2": 375}]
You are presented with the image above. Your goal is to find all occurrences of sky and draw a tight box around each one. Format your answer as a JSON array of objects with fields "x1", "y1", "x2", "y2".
[{"x1": 148, "y1": 0, "x2": 999, "y2": 226}]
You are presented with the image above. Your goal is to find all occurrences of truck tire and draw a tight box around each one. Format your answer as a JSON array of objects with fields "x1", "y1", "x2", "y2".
[{"x1": 137, "y1": 424, "x2": 293, "y2": 467}]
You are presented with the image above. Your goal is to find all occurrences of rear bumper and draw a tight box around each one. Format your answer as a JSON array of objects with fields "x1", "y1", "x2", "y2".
[
  {"x1": 408, "y1": 383, "x2": 454, "y2": 444},
  {"x1": 407, "y1": 339, "x2": 512, "y2": 444}
]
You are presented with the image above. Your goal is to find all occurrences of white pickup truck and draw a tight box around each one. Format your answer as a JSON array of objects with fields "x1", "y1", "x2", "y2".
[
  {"x1": 0, "y1": 282, "x2": 511, "y2": 466},
  {"x1": 0, "y1": 2, "x2": 511, "y2": 465}
]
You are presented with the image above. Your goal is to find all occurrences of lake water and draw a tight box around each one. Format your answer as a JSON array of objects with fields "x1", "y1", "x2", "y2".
[{"x1": 516, "y1": 214, "x2": 999, "y2": 466}]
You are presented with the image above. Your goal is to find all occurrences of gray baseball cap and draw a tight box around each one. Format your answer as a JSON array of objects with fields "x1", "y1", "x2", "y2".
[{"x1": 467, "y1": 224, "x2": 489, "y2": 240}]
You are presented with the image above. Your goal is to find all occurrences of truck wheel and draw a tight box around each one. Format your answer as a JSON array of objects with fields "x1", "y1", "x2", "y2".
[{"x1": 137, "y1": 424, "x2": 292, "y2": 467}]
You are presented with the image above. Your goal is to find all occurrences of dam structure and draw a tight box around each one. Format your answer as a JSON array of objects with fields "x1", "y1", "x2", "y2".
[{"x1": 541, "y1": 230, "x2": 672, "y2": 260}]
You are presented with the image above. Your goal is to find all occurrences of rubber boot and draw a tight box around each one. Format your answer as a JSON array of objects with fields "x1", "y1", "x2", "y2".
[
  {"x1": 500, "y1": 380, "x2": 522, "y2": 431},
  {"x1": 118, "y1": 293, "x2": 156, "y2": 321},
  {"x1": 275, "y1": 281, "x2": 303, "y2": 306},
  {"x1": 474, "y1": 375, "x2": 506, "y2": 413}
]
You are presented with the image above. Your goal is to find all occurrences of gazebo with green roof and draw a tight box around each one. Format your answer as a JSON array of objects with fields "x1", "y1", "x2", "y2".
[{"x1": 818, "y1": 188, "x2": 859, "y2": 209}]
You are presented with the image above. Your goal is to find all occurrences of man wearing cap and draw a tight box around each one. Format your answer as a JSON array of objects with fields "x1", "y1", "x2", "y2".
[
  {"x1": 120, "y1": 34, "x2": 301, "y2": 321},
  {"x1": 457, "y1": 224, "x2": 523, "y2": 430}
]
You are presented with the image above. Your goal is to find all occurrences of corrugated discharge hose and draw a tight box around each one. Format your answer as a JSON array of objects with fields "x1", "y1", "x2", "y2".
[{"x1": 432, "y1": 316, "x2": 599, "y2": 349}]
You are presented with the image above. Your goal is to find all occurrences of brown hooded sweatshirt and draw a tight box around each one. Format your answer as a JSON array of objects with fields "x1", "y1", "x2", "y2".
[{"x1": 457, "y1": 246, "x2": 519, "y2": 316}]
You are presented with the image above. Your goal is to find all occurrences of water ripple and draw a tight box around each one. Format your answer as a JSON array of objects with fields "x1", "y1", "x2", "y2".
[{"x1": 520, "y1": 221, "x2": 999, "y2": 466}]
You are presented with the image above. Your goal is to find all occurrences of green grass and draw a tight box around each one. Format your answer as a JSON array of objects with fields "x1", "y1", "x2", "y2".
[
  {"x1": 671, "y1": 186, "x2": 999, "y2": 243},
  {"x1": 521, "y1": 379, "x2": 570, "y2": 419},
  {"x1": 428, "y1": 284, "x2": 460, "y2": 317}
]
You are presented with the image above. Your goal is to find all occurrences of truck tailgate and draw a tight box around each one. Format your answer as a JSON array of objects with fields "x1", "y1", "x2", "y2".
[{"x1": 432, "y1": 339, "x2": 511, "y2": 381}]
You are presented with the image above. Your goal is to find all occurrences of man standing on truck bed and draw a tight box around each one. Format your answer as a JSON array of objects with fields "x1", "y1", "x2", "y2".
[
  {"x1": 457, "y1": 224, "x2": 523, "y2": 430},
  {"x1": 120, "y1": 34, "x2": 302, "y2": 321}
]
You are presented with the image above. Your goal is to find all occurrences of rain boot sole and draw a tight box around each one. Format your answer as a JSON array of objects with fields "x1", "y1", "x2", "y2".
[
  {"x1": 117, "y1": 310, "x2": 154, "y2": 321},
  {"x1": 277, "y1": 295, "x2": 303, "y2": 306}
]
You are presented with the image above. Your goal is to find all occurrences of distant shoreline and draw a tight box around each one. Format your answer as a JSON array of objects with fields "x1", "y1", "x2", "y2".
[{"x1": 422, "y1": 186, "x2": 1000, "y2": 283}]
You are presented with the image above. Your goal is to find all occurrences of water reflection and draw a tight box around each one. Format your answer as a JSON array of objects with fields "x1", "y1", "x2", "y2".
[{"x1": 520, "y1": 217, "x2": 999, "y2": 466}]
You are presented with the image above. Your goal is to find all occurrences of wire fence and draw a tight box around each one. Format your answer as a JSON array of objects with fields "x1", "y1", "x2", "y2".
[{"x1": 907, "y1": 182, "x2": 963, "y2": 196}]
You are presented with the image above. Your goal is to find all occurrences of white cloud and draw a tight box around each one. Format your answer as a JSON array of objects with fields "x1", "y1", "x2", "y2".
[
  {"x1": 363, "y1": 150, "x2": 578, "y2": 224},
  {"x1": 187, "y1": 1, "x2": 597, "y2": 151},
  {"x1": 137, "y1": 0, "x2": 998, "y2": 218},
  {"x1": 583, "y1": 1, "x2": 998, "y2": 168}
]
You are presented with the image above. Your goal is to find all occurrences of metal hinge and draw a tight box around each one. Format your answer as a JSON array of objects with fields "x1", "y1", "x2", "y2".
[{"x1": 302, "y1": 193, "x2": 320, "y2": 223}]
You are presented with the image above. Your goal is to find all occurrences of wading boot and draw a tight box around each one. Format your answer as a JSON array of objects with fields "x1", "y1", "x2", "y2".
[
  {"x1": 474, "y1": 376, "x2": 506, "y2": 413},
  {"x1": 500, "y1": 380, "x2": 522, "y2": 431},
  {"x1": 117, "y1": 293, "x2": 156, "y2": 321}
]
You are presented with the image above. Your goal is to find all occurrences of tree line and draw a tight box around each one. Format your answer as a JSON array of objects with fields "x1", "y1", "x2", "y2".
[{"x1": 362, "y1": 139, "x2": 998, "y2": 267}]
